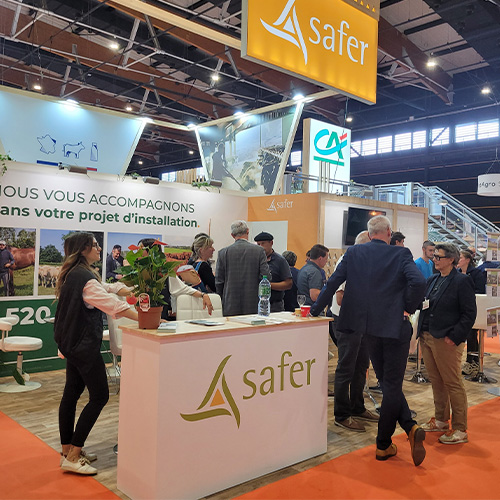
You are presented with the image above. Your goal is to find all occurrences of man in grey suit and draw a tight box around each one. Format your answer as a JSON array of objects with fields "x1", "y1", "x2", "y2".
[{"x1": 216, "y1": 220, "x2": 270, "y2": 316}]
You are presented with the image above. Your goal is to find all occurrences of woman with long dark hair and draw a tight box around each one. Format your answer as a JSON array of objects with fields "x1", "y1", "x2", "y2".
[{"x1": 54, "y1": 232, "x2": 138, "y2": 475}]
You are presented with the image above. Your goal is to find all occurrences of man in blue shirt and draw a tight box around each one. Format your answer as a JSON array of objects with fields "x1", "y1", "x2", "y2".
[
  {"x1": 415, "y1": 240, "x2": 435, "y2": 279},
  {"x1": 297, "y1": 244, "x2": 329, "y2": 306}
]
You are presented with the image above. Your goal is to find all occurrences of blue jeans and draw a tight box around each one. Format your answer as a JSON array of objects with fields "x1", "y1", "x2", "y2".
[{"x1": 366, "y1": 320, "x2": 416, "y2": 450}]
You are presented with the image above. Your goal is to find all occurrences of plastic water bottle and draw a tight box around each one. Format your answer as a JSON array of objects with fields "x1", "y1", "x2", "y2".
[{"x1": 258, "y1": 275, "x2": 271, "y2": 316}]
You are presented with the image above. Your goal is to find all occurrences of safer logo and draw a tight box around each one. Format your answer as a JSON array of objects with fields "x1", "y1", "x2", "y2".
[
  {"x1": 180, "y1": 355, "x2": 241, "y2": 428},
  {"x1": 260, "y1": 0, "x2": 308, "y2": 65}
]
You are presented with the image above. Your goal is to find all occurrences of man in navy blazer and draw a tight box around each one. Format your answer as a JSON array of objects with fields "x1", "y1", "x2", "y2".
[{"x1": 311, "y1": 215, "x2": 427, "y2": 466}]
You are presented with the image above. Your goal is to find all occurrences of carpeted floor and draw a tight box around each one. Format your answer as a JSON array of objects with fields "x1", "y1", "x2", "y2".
[
  {"x1": 237, "y1": 398, "x2": 500, "y2": 500},
  {"x1": 484, "y1": 335, "x2": 500, "y2": 354},
  {"x1": 1, "y1": 412, "x2": 120, "y2": 500}
]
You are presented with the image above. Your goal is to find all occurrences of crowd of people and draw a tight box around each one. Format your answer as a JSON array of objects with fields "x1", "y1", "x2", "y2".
[{"x1": 54, "y1": 218, "x2": 488, "y2": 475}]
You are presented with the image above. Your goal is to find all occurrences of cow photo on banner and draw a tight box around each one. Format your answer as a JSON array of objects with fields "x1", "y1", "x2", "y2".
[
  {"x1": 0, "y1": 227, "x2": 36, "y2": 297},
  {"x1": 38, "y1": 229, "x2": 104, "y2": 295}
]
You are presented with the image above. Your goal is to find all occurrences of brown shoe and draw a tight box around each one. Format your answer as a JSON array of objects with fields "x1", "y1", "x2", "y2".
[
  {"x1": 375, "y1": 443, "x2": 397, "y2": 461},
  {"x1": 408, "y1": 425, "x2": 426, "y2": 466},
  {"x1": 354, "y1": 409, "x2": 380, "y2": 422},
  {"x1": 334, "y1": 417, "x2": 366, "y2": 432}
]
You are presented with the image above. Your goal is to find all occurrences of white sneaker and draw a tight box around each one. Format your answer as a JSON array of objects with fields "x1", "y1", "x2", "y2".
[
  {"x1": 59, "y1": 449, "x2": 97, "y2": 466},
  {"x1": 439, "y1": 429, "x2": 468, "y2": 444},
  {"x1": 61, "y1": 456, "x2": 98, "y2": 475},
  {"x1": 421, "y1": 417, "x2": 449, "y2": 432}
]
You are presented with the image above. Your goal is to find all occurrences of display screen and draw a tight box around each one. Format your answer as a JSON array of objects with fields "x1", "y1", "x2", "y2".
[{"x1": 344, "y1": 207, "x2": 386, "y2": 246}]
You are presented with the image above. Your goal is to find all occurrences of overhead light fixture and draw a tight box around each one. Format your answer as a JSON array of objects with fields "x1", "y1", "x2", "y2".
[
  {"x1": 68, "y1": 165, "x2": 88, "y2": 174},
  {"x1": 293, "y1": 93, "x2": 305, "y2": 101},
  {"x1": 426, "y1": 59, "x2": 437, "y2": 68},
  {"x1": 234, "y1": 111, "x2": 245, "y2": 117},
  {"x1": 346, "y1": 116, "x2": 353, "y2": 123},
  {"x1": 187, "y1": 123, "x2": 197, "y2": 130},
  {"x1": 140, "y1": 116, "x2": 152, "y2": 123},
  {"x1": 481, "y1": 86, "x2": 492, "y2": 95},
  {"x1": 33, "y1": 83, "x2": 42, "y2": 91},
  {"x1": 125, "y1": 104, "x2": 133, "y2": 112},
  {"x1": 138, "y1": 160, "x2": 143, "y2": 165},
  {"x1": 211, "y1": 73, "x2": 220, "y2": 81},
  {"x1": 189, "y1": 150, "x2": 194, "y2": 155},
  {"x1": 144, "y1": 176, "x2": 160, "y2": 185},
  {"x1": 64, "y1": 98, "x2": 79, "y2": 108},
  {"x1": 109, "y1": 40, "x2": 120, "y2": 50}
]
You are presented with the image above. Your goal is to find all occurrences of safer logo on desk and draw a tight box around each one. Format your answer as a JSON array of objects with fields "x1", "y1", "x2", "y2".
[
  {"x1": 180, "y1": 350, "x2": 316, "y2": 428},
  {"x1": 180, "y1": 355, "x2": 241, "y2": 427}
]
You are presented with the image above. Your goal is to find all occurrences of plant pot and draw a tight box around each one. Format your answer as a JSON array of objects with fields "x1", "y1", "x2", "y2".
[{"x1": 137, "y1": 306, "x2": 163, "y2": 329}]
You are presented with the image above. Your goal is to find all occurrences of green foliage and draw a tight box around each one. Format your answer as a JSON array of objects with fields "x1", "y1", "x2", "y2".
[
  {"x1": 119, "y1": 245, "x2": 178, "y2": 307},
  {"x1": 13, "y1": 229, "x2": 36, "y2": 248},
  {"x1": 0, "y1": 154, "x2": 13, "y2": 176},
  {"x1": 39, "y1": 244, "x2": 63, "y2": 263}
]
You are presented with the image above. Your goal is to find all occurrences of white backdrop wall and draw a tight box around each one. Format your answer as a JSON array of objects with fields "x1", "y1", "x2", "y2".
[{"x1": 323, "y1": 200, "x2": 394, "y2": 249}]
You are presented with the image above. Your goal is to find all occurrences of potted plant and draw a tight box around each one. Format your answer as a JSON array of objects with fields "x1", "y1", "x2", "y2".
[{"x1": 119, "y1": 241, "x2": 178, "y2": 329}]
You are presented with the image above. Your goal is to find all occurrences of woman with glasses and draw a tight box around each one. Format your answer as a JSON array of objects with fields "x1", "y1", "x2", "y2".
[
  {"x1": 416, "y1": 242, "x2": 476, "y2": 444},
  {"x1": 54, "y1": 232, "x2": 138, "y2": 475}
]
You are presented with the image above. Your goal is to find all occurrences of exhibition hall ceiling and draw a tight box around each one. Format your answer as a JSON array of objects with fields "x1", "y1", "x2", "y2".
[{"x1": 0, "y1": 0, "x2": 499, "y2": 175}]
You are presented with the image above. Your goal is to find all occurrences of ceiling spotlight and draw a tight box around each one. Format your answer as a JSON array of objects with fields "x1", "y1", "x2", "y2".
[
  {"x1": 234, "y1": 111, "x2": 245, "y2": 117},
  {"x1": 109, "y1": 41, "x2": 120, "y2": 50},
  {"x1": 63, "y1": 98, "x2": 79, "y2": 108},
  {"x1": 211, "y1": 73, "x2": 220, "y2": 81},
  {"x1": 125, "y1": 104, "x2": 133, "y2": 112},
  {"x1": 33, "y1": 83, "x2": 42, "y2": 91},
  {"x1": 138, "y1": 160, "x2": 143, "y2": 165},
  {"x1": 481, "y1": 86, "x2": 492, "y2": 95},
  {"x1": 189, "y1": 150, "x2": 194, "y2": 155},
  {"x1": 187, "y1": 123, "x2": 197, "y2": 130},
  {"x1": 293, "y1": 93, "x2": 305, "y2": 101},
  {"x1": 427, "y1": 59, "x2": 437, "y2": 68},
  {"x1": 346, "y1": 116, "x2": 353, "y2": 123}
]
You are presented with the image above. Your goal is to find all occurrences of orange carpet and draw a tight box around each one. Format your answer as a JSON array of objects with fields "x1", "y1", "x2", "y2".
[
  {"x1": 1, "y1": 412, "x2": 119, "y2": 500},
  {"x1": 484, "y1": 335, "x2": 500, "y2": 354},
  {"x1": 237, "y1": 398, "x2": 500, "y2": 500}
]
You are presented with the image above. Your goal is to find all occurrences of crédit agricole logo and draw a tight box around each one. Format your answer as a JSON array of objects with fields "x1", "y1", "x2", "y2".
[
  {"x1": 181, "y1": 351, "x2": 316, "y2": 428},
  {"x1": 314, "y1": 129, "x2": 349, "y2": 166}
]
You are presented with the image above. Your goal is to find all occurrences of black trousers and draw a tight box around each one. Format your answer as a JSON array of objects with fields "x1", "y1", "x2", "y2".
[
  {"x1": 334, "y1": 331, "x2": 370, "y2": 421},
  {"x1": 59, "y1": 352, "x2": 109, "y2": 448},
  {"x1": 366, "y1": 320, "x2": 416, "y2": 450}
]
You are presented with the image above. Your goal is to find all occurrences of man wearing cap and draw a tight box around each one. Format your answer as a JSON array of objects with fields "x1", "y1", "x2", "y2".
[
  {"x1": 0, "y1": 240, "x2": 15, "y2": 296},
  {"x1": 254, "y1": 232, "x2": 292, "y2": 312}
]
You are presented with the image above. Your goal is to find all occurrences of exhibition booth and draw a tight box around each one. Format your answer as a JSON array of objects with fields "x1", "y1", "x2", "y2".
[{"x1": 0, "y1": 161, "x2": 427, "y2": 377}]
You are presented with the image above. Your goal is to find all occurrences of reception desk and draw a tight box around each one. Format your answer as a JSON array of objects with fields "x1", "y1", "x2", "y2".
[{"x1": 117, "y1": 313, "x2": 330, "y2": 500}]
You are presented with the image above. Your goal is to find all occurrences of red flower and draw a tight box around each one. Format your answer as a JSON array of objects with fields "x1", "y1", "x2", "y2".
[{"x1": 128, "y1": 244, "x2": 140, "y2": 251}]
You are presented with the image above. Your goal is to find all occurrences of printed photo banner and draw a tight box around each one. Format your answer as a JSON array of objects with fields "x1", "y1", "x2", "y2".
[
  {"x1": 196, "y1": 103, "x2": 303, "y2": 195},
  {"x1": 487, "y1": 307, "x2": 500, "y2": 339},
  {"x1": 486, "y1": 268, "x2": 500, "y2": 298},
  {"x1": 486, "y1": 232, "x2": 500, "y2": 262}
]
